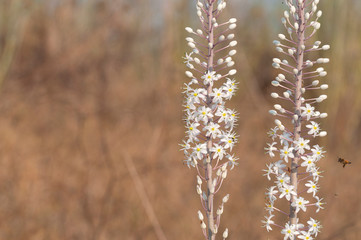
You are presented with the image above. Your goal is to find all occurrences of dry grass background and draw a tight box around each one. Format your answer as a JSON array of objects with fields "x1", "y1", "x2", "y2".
[{"x1": 0, "y1": 0, "x2": 360, "y2": 239}]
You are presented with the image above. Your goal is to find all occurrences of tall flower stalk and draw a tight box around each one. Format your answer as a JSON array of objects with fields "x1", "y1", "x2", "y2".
[
  {"x1": 263, "y1": 0, "x2": 329, "y2": 239},
  {"x1": 181, "y1": 0, "x2": 238, "y2": 239}
]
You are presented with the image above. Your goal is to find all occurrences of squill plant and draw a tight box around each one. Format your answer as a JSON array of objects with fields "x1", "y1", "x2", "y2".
[
  {"x1": 181, "y1": 0, "x2": 238, "y2": 239},
  {"x1": 263, "y1": 0, "x2": 329, "y2": 239}
]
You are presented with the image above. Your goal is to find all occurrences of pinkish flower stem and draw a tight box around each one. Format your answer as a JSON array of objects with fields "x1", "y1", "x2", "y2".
[
  {"x1": 290, "y1": 2, "x2": 305, "y2": 226},
  {"x1": 205, "y1": 1, "x2": 216, "y2": 239}
]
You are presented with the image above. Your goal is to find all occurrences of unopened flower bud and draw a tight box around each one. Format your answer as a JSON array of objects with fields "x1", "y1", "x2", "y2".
[
  {"x1": 229, "y1": 69, "x2": 237, "y2": 75},
  {"x1": 185, "y1": 27, "x2": 193, "y2": 33},
  {"x1": 317, "y1": 10, "x2": 323, "y2": 17},
  {"x1": 229, "y1": 18, "x2": 237, "y2": 23},
  {"x1": 197, "y1": 185, "x2": 202, "y2": 195},
  {"x1": 276, "y1": 47, "x2": 283, "y2": 52},
  {"x1": 223, "y1": 194, "x2": 230, "y2": 203},
  {"x1": 197, "y1": 210, "x2": 204, "y2": 221},
  {"x1": 227, "y1": 34, "x2": 235, "y2": 40},
  {"x1": 229, "y1": 23, "x2": 236, "y2": 30},
  {"x1": 319, "y1": 71, "x2": 327, "y2": 77},
  {"x1": 320, "y1": 84, "x2": 328, "y2": 90},
  {"x1": 217, "y1": 205, "x2": 224, "y2": 215},
  {"x1": 229, "y1": 41, "x2": 237, "y2": 47},
  {"x1": 278, "y1": 74, "x2": 286, "y2": 81},
  {"x1": 222, "y1": 170, "x2": 227, "y2": 179},
  {"x1": 312, "y1": 80, "x2": 319, "y2": 86},
  {"x1": 320, "y1": 113, "x2": 328, "y2": 118},
  {"x1": 322, "y1": 45, "x2": 330, "y2": 50},
  {"x1": 188, "y1": 42, "x2": 196, "y2": 48},
  {"x1": 185, "y1": 71, "x2": 193, "y2": 78},
  {"x1": 273, "y1": 40, "x2": 281, "y2": 46},
  {"x1": 272, "y1": 63, "x2": 280, "y2": 69},
  {"x1": 290, "y1": 5, "x2": 296, "y2": 13},
  {"x1": 278, "y1": 34, "x2": 286, "y2": 40},
  {"x1": 274, "y1": 104, "x2": 282, "y2": 110},
  {"x1": 273, "y1": 58, "x2": 281, "y2": 64},
  {"x1": 272, "y1": 81, "x2": 280, "y2": 87},
  {"x1": 223, "y1": 228, "x2": 229, "y2": 238},
  {"x1": 283, "y1": 91, "x2": 290, "y2": 98},
  {"x1": 197, "y1": 175, "x2": 202, "y2": 185},
  {"x1": 271, "y1": 93, "x2": 279, "y2": 98},
  {"x1": 319, "y1": 131, "x2": 327, "y2": 137},
  {"x1": 283, "y1": 10, "x2": 289, "y2": 19},
  {"x1": 221, "y1": 163, "x2": 227, "y2": 171},
  {"x1": 229, "y1": 50, "x2": 237, "y2": 56}
]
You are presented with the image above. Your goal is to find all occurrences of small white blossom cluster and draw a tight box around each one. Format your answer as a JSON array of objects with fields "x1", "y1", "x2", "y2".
[
  {"x1": 263, "y1": 1, "x2": 328, "y2": 239},
  {"x1": 181, "y1": 0, "x2": 238, "y2": 239}
]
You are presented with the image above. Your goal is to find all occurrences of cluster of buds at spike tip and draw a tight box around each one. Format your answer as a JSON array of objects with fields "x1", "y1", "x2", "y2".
[
  {"x1": 263, "y1": 1, "x2": 328, "y2": 239},
  {"x1": 181, "y1": 0, "x2": 238, "y2": 239}
]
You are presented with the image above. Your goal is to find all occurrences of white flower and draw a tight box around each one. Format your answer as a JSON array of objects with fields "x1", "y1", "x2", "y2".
[
  {"x1": 265, "y1": 186, "x2": 278, "y2": 203},
  {"x1": 280, "y1": 146, "x2": 294, "y2": 162},
  {"x1": 215, "y1": 106, "x2": 227, "y2": 123},
  {"x1": 220, "y1": 132, "x2": 236, "y2": 150},
  {"x1": 211, "y1": 144, "x2": 225, "y2": 160},
  {"x1": 265, "y1": 202, "x2": 274, "y2": 214},
  {"x1": 314, "y1": 196, "x2": 325, "y2": 213},
  {"x1": 227, "y1": 154, "x2": 239, "y2": 170},
  {"x1": 267, "y1": 127, "x2": 279, "y2": 140},
  {"x1": 183, "y1": 52, "x2": 194, "y2": 64},
  {"x1": 292, "y1": 196, "x2": 309, "y2": 213},
  {"x1": 294, "y1": 137, "x2": 310, "y2": 154},
  {"x1": 204, "y1": 122, "x2": 221, "y2": 139},
  {"x1": 275, "y1": 172, "x2": 290, "y2": 185},
  {"x1": 306, "y1": 121, "x2": 320, "y2": 137},
  {"x1": 188, "y1": 88, "x2": 207, "y2": 104},
  {"x1": 262, "y1": 214, "x2": 275, "y2": 232},
  {"x1": 225, "y1": 109, "x2": 237, "y2": 129},
  {"x1": 311, "y1": 145, "x2": 325, "y2": 160},
  {"x1": 197, "y1": 106, "x2": 213, "y2": 124},
  {"x1": 305, "y1": 180, "x2": 318, "y2": 197},
  {"x1": 279, "y1": 184, "x2": 296, "y2": 201},
  {"x1": 301, "y1": 104, "x2": 315, "y2": 121},
  {"x1": 281, "y1": 223, "x2": 299, "y2": 240},
  {"x1": 273, "y1": 160, "x2": 286, "y2": 175},
  {"x1": 280, "y1": 132, "x2": 292, "y2": 146},
  {"x1": 210, "y1": 88, "x2": 226, "y2": 103},
  {"x1": 263, "y1": 163, "x2": 274, "y2": 181},
  {"x1": 298, "y1": 231, "x2": 314, "y2": 240},
  {"x1": 307, "y1": 218, "x2": 321, "y2": 236},
  {"x1": 310, "y1": 167, "x2": 323, "y2": 181},
  {"x1": 265, "y1": 142, "x2": 277, "y2": 157},
  {"x1": 180, "y1": 140, "x2": 192, "y2": 155},
  {"x1": 222, "y1": 81, "x2": 237, "y2": 99},
  {"x1": 300, "y1": 155, "x2": 316, "y2": 172},
  {"x1": 202, "y1": 70, "x2": 217, "y2": 85},
  {"x1": 193, "y1": 143, "x2": 207, "y2": 160}
]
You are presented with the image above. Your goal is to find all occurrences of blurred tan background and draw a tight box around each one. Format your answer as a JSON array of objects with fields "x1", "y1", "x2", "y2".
[{"x1": 0, "y1": 0, "x2": 360, "y2": 239}]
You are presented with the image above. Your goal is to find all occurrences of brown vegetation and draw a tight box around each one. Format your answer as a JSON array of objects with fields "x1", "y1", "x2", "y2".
[{"x1": 0, "y1": 0, "x2": 360, "y2": 239}]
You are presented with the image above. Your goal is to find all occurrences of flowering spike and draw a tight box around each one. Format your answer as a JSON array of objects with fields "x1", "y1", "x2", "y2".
[
  {"x1": 264, "y1": 0, "x2": 328, "y2": 239},
  {"x1": 181, "y1": 0, "x2": 238, "y2": 239}
]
